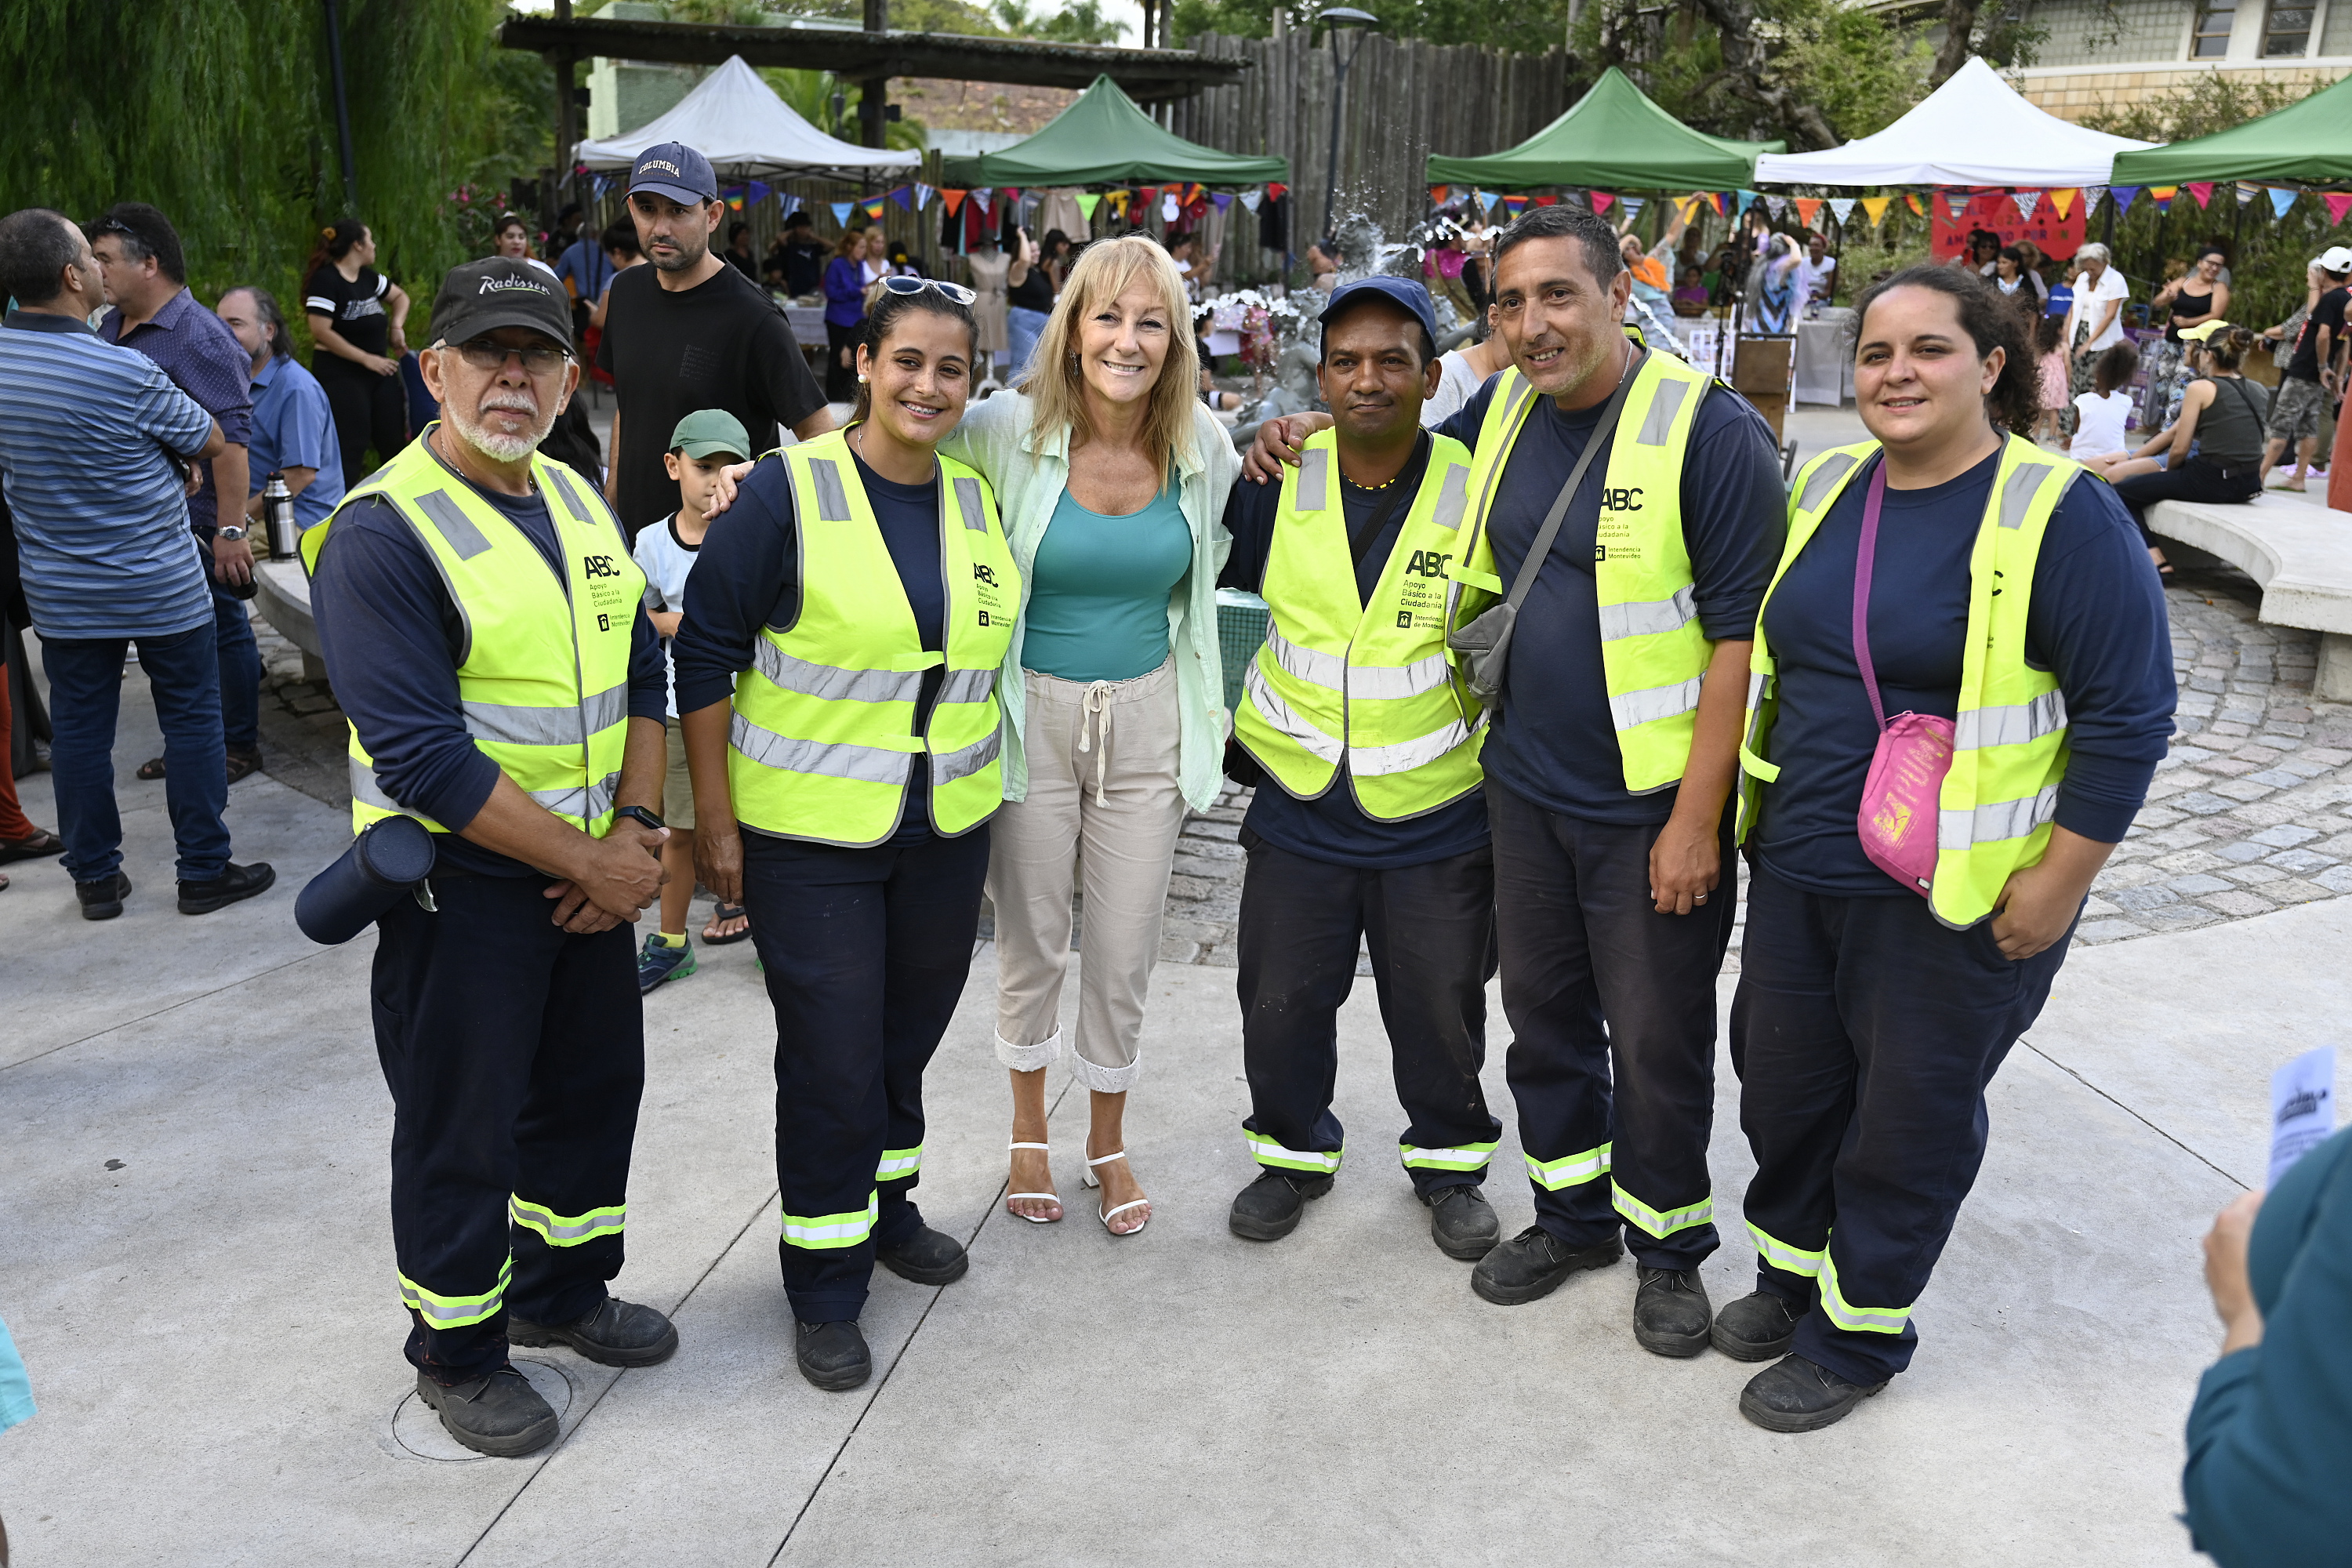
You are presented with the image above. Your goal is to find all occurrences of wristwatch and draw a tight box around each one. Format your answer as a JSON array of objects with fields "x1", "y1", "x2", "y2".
[
  {"x1": 612, "y1": 805, "x2": 666, "y2": 833},
  {"x1": 216, "y1": 524, "x2": 248, "y2": 541}
]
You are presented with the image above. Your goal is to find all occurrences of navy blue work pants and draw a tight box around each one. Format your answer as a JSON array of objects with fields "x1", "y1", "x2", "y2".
[
  {"x1": 41, "y1": 624, "x2": 230, "y2": 884},
  {"x1": 1731, "y1": 861, "x2": 2075, "y2": 1385},
  {"x1": 742, "y1": 825, "x2": 989, "y2": 1323},
  {"x1": 1236, "y1": 829, "x2": 1501, "y2": 1194},
  {"x1": 1489, "y1": 779, "x2": 1735, "y2": 1270},
  {"x1": 209, "y1": 580, "x2": 262, "y2": 753},
  {"x1": 371, "y1": 873, "x2": 645, "y2": 1384}
]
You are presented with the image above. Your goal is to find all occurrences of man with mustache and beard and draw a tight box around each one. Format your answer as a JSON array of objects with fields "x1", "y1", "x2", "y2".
[{"x1": 305, "y1": 258, "x2": 680, "y2": 1457}]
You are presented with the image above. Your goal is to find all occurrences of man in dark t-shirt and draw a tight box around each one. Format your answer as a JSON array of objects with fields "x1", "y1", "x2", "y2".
[
  {"x1": 597, "y1": 142, "x2": 831, "y2": 539},
  {"x1": 2263, "y1": 251, "x2": 2351, "y2": 489}
]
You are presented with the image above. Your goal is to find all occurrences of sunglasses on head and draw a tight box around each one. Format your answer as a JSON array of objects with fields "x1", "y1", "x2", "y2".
[{"x1": 879, "y1": 274, "x2": 976, "y2": 307}]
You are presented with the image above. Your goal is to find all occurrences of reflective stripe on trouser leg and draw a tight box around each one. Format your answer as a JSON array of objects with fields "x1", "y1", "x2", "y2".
[
  {"x1": 1247, "y1": 1131, "x2": 1342, "y2": 1174},
  {"x1": 1399, "y1": 1141, "x2": 1499, "y2": 1173},
  {"x1": 877, "y1": 1145, "x2": 922, "y2": 1181},
  {"x1": 510, "y1": 1196, "x2": 626, "y2": 1247},
  {"x1": 400, "y1": 1257, "x2": 511, "y2": 1329},
  {"x1": 1523, "y1": 1143, "x2": 1611, "y2": 1189},
  {"x1": 1611, "y1": 1181, "x2": 1713, "y2": 1239},
  {"x1": 1747, "y1": 1220, "x2": 1826, "y2": 1279},
  {"x1": 1818, "y1": 1247, "x2": 1914, "y2": 1334},
  {"x1": 782, "y1": 1191, "x2": 879, "y2": 1250}
]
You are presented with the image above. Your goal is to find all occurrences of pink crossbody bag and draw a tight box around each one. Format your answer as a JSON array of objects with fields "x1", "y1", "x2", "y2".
[{"x1": 1852, "y1": 463, "x2": 1953, "y2": 898}]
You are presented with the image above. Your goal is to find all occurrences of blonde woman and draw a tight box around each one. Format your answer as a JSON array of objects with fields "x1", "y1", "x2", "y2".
[{"x1": 940, "y1": 234, "x2": 1239, "y2": 1236}]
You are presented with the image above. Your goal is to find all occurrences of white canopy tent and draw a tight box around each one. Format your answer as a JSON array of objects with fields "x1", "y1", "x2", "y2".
[
  {"x1": 1752, "y1": 57, "x2": 2157, "y2": 188},
  {"x1": 575, "y1": 55, "x2": 920, "y2": 183}
]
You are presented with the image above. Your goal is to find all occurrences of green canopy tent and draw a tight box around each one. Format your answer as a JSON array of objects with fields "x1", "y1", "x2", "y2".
[
  {"x1": 1426, "y1": 67, "x2": 1783, "y2": 191},
  {"x1": 2109, "y1": 71, "x2": 2352, "y2": 186},
  {"x1": 941, "y1": 74, "x2": 1289, "y2": 187}
]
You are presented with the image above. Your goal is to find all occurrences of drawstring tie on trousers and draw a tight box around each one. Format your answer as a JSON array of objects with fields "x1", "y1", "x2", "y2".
[{"x1": 1076, "y1": 680, "x2": 1114, "y2": 807}]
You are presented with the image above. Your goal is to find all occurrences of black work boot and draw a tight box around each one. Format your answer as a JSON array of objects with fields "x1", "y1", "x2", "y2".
[
  {"x1": 177, "y1": 861, "x2": 276, "y2": 914},
  {"x1": 1422, "y1": 1184, "x2": 1500, "y2": 1260},
  {"x1": 509, "y1": 1295, "x2": 679, "y2": 1367},
  {"x1": 795, "y1": 1320, "x2": 871, "y2": 1391},
  {"x1": 77, "y1": 872, "x2": 132, "y2": 921},
  {"x1": 416, "y1": 1366, "x2": 558, "y2": 1457},
  {"x1": 1228, "y1": 1170, "x2": 1334, "y2": 1242},
  {"x1": 1738, "y1": 1354, "x2": 1889, "y2": 1432},
  {"x1": 1471, "y1": 1225, "x2": 1623, "y2": 1305},
  {"x1": 1632, "y1": 1266, "x2": 1713, "y2": 1357},
  {"x1": 877, "y1": 1224, "x2": 970, "y2": 1287},
  {"x1": 1711, "y1": 1290, "x2": 1806, "y2": 1363}
]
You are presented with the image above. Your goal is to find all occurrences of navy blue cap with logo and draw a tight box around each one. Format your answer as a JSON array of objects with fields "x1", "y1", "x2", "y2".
[
  {"x1": 628, "y1": 141, "x2": 719, "y2": 206},
  {"x1": 1319, "y1": 275, "x2": 1442, "y2": 358}
]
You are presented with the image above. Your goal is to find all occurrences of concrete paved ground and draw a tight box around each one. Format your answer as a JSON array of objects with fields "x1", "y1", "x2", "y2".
[{"x1": 7, "y1": 669, "x2": 2336, "y2": 1566}]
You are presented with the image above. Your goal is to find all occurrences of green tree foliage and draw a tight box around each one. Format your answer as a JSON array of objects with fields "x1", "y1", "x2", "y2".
[
  {"x1": 993, "y1": 0, "x2": 1127, "y2": 43},
  {"x1": 1168, "y1": 0, "x2": 1577, "y2": 56},
  {"x1": 1584, "y1": 0, "x2": 1929, "y2": 147},
  {"x1": 2077, "y1": 68, "x2": 2314, "y2": 143}
]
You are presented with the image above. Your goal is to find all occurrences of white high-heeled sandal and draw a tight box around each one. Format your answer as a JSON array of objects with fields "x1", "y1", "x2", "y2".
[
  {"x1": 1080, "y1": 1149, "x2": 1150, "y2": 1236},
  {"x1": 1006, "y1": 1142, "x2": 1062, "y2": 1223}
]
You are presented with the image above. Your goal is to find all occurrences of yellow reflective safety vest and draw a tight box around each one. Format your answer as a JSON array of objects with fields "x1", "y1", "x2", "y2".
[
  {"x1": 300, "y1": 427, "x2": 644, "y2": 839},
  {"x1": 1737, "y1": 435, "x2": 2082, "y2": 928},
  {"x1": 1444, "y1": 347, "x2": 1715, "y2": 793},
  {"x1": 1235, "y1": 429, "x2": 1483, "y2": 819},
  {"x1": 728, "y1": 429, "x2": 1018, "y2": 847}
]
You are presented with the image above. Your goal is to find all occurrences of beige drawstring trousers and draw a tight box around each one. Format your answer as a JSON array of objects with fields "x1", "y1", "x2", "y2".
[{"x1": 989, "y1": 658, "x2": 1188, "y2": 1093}]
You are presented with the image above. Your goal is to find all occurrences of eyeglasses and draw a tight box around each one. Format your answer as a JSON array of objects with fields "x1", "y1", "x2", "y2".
[
  {"x1": 453, "y1": 339, "x2": 571, "y2": 375},
  {"x1": 879, "y1": 274, "x2": 977, "y2": 307}
]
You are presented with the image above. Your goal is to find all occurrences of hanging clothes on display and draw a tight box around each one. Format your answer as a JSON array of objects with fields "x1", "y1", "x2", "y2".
[
  {"x1": 1260, "y1": 191, "x2": 1290, "y2": 256},
  {"x1": 1035, "y1": 187, "x2": 1090, "y2": 242},
  {"x1": 964, "y1": 245, "x2": 1011, "y2": 357}
]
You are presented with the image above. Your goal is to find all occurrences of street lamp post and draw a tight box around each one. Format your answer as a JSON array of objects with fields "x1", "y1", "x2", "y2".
[{"x1": 1317, "y1": 8, "x2": 1378, "y2": 249}]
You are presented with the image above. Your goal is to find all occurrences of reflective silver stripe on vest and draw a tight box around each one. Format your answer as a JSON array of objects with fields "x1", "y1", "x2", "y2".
[
  {"x1": 753, "y1": 637, "x2": 924, "y2": 705},
  {"x1": 1795, "y1": 452, "x2": 1860, "y2": 514},
  {"x1": 543, "y1": 466, "x2": 595, "y2": 530},
  {"x1": 1263, "y1": 622, "x2": 1348, "y2": 693},
  {"x1": 350, "y1": 759, "x2": 427, "y2": 820},
  {"x1": 1938, "y1": 786, "x2": 2059, "y2": 851},
  {"x1": 1998, "y1": 461, "x2": 2053, "y2": 529},
  {"x1": 1609, "y1": 675, "x2": 1704, "y2": 731},
  {"x1": 1244, "y1": 662, "x2": 1343, "y2": 762},
  {"x1": 1954, "y1": 690, "x2": 2068, "y2": 751},
  {"x1": 1429, "y1": 465, "x2": 1469, "y2": 532},
  {"x1": 932, "y1": 727, "x2": 1004, "y2": 786},
  {"x1": 953, "y1": 475, "x2": 986, "y2": 532},
  {"x1": 1349, "y1": 717, "x2": 1471, "y2": 778},
  {"x1": 1747, "y1": 670, "x2": 1769, "y2": 709},
  {"x1": 1347, "y1": 649, "x2": 1454, "y2": 701},
  {"x1": 810, "y1": 459, "x2": 852, "y2": 523},
  {"x1": 1296, "y1": 446, "x2": 1331, "y2": 513},
  {"x1": 731, "y1": 711, "x2": 913, "y2": 786},
  {"x1": 529, "y1": 771, "x2": 620, "y2": 822},
  {"x1": 935, "y1": 666, "x2": 996, "y2": 706},
  {"x1": 461, "y1": 681, "x2": 626, "y2": 747},
  {"x1": 414, "y1": 489, "x2": 492, "y2": 561},
  {"x1": 1596, "y1": 584, "x2": 1699, "y2": 643},
  {"x1": 1635, "y1": 378, "x2": 1690, "y2": 447}
]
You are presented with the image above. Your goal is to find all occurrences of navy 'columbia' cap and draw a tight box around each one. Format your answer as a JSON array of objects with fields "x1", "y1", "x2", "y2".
[
  {"x1": 628, "y1": 142, "x2": 718, "y2": 205},
  {"x1": 1319, "y1": 275, "x2": 1440, "y2": 353}
]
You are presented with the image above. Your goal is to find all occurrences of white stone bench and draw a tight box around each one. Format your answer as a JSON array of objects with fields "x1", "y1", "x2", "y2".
[
  {"x1": 2146, "y1": 495, "x2": 2352, "y2": 699},
  {"x1": 251, "y1": 559, "x2": 325, "y2": 680}
]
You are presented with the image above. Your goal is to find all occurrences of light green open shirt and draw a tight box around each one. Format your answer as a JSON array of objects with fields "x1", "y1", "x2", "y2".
[{"x1": 941, "y1": 390, "x2": 1237, "y2": 812}]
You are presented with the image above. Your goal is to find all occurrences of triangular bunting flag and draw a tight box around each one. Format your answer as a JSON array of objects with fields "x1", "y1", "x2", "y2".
[
  {"x1": 1621, "y1": 195, "x2": 1646, "y2": 218},
  {"x1": 1765, "y1": 195, "x2": 1788, "y2": 219},
  {"x1": 913, "y1": 183, "x2": 934, "y2": 211},
  {"x1": 779, "y1": 194, "x2": 804, "y2": 220},
  {"x1": 2013, "y1": 191, "x2": 2040, "y2": 222},
  {"x1": 1794, "y1": 197, "x2": 1821, "y2": 227},
  {"x1": 1905, "y1": 193, "x2": 1928, "y2": 217},
  {"x1": 1138, "y1": 186, "x2": 1159, "y2": 204},
  {"x1": 1861, "y1": 195, "x2": 1891, "y2": 227},
  {"x1": 2112, "y1": 186, "x2": 2140, "y2": 215},
  {"x1": 1737, "y1": 189, "x2": 1760, "y2": 216},
  {"x1": 1431, "y1": 184, "x2": 1450, "y2": 206},
  {"x1": 1502, "y1": 195, "x2": 1529, "y2": 216},
  {"x1": 862, "y1": 198, "x2": 886, "y2": 221},
  {"x1": 1107, "y1": 190, "x2": 1131, "y2": 217},
  {"x1": 1828, "y1": 197, "x2": 1855, "y2": 223},
  {"x1": 1213, "y1": 191, "x2": 1232, "y2": 212},
  {"x1": 941, "y1": 188, "x2": 967, "y2": 216},
  {"x1": 1713, "y1": 192, "x2": 1732, "y2": 217},
  {"x1": 746, "y1": 180, "x2": 772, "y2": 208},
  {"x1": 2326, "y1": 192, "x2": 2352, "y2": 225},
  {"x1": 1532, "y1": 194, "x2": 1559, "y2": 208},
  {"x1": 2236, "y1": 182, "x2": 2257, "y2": 207},
  {"x1": 1940, "y1": 190, "x2": 1969, "y2": 220},
  {"x1": 1674, "y1": 195, "x2": 1702, "y2": 223},
  {"x1": 1003, "y1": 187, "x2": 1021, "y2": 205},
  {"x1": 2150, "y1": 185, "x2": 2176, "y2": 213},
  {"x1": 722, "y1": 185, "x2": 746, "y2": 212},
  {"x1": 1077, "y1": 191, "x2": 1102, "y2": 218},
  {"x1": 971, "y1": 187, "x2": 993, "y2": 213},
  {"x1": 2186, "y1": 181, "x2": 2213, "y2": 209},
  {"x1": 2080, "y1": 185, "x2": 2107, "y2": 213},
  {"x1": 1235, "y1": 189, "x2": 1259, "y2": 214},
  {"x1": 1591, "y1": 191, "x2": 1616, "y2": 216},
  {"x1": 1266, "y1": 183, "x2": 1288, "y2": 201},
  {"x1": 2270, "y1": 187, "x2": 2296, "y2": 217},
  {"x1": 2049, "y1": 187, "x2": 2078, "y2": 219},
  {"x1": 890, "y1": 185, "x2": 912, "y2": 211},
  {"x1": 1478, "y1": 189, "x2": 1498, "y2": 214},
  {"x1": 829, "y1": 201, "x2": 855, "y2": 227}
]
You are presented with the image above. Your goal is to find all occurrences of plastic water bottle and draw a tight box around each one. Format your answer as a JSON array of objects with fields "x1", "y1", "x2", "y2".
[{"x1": 264, "y1": 472, "x2": 298, "y2": 559}]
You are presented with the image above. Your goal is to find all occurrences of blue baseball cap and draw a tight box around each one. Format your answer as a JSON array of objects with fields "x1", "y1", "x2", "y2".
[
  {"x1": 1319, "y1": 275, "x2": 1440, "y2": 355},
  {"x1": 627, "y1": 142, "x2": 717, "y2": 206}
]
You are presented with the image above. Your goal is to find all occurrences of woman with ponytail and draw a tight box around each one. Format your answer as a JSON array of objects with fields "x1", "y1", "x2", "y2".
[
  {"x1": 2095, "y1": 322, "x2": 2270, "y2": 578},
  {"x1": 302, "y1": 218, "x2": 411, "y2": 481}
]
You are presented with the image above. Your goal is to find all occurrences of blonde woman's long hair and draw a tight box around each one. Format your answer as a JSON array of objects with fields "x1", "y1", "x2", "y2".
[{"x1": 1017, "y1": 234, "x2": 1199, "y2": 475}]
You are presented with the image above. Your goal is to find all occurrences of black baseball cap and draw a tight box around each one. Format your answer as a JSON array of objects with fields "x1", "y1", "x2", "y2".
[
  {"x1": 426, "y1": 258, "x2": 575, "y2": 350},
  {"x1": 1319, "y1": 275, "x2": 1441, "y2": 355},
  {"x1": 628, "y1": 142, "x2": 718, "y2": 206}
]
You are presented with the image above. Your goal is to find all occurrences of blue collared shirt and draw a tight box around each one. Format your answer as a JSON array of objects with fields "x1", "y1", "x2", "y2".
[
  {"x1": 246, "y1": 353, "x2": 345, "y2": 527},
  {"x1": 101, "y1": 288, "x2": 253, "y2": 535},
  {"x1": 551, "y1": 237, "x2": 612, "y2": 309}
]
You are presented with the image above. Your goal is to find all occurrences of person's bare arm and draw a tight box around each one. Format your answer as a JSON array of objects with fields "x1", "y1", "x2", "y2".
[
  {"x1": 1991, "y1": 824, "x2": 2117, "y2": 960},
  {"x1": 680, "y1": 699, "x2": 742, "y2": 906},
  {"x1": 242, "y1": 465, "x2": 318, "y2": 524},
  {"x1": 648, "y1": 608, "x2": 682, "y2": 638},
  {"x1": 605, "y1": 407, "x2": 622, "y2": 503},
  {"x1": 308, "y1": 313, "x2": 395, "y2": 376},
  {"x1": 459, "y1": 716, "x2": 668, "y2": 931},
  {"x1": 2204, "y1": 1190, "x2": 2266, "y2": 1356},
  {"x1": 1648, "y1": 637, "x2": 1748, "y2": 914},
  {"x1": 183, "y1": 418, "x2": 228, "y2": 463},
  {"x1": 385, "y1": 281, "x2": 412, "y2": 355},
  {"x1": 212, "y1": 444, "x2": 254, "y2": 586}
]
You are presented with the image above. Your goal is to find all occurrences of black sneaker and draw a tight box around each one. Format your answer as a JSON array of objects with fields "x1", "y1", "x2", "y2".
[
  {"x1": 1632, "y1": 1266, "x2": 1713, "y2": 1358},
  {"x1": 1228, "y1": 1170, "x2": 1334, "y2": 1242},
  {"x1": 876, "y1": 1224, "x2": 969, "y2": 1287},
  {"x1": 77, "y1": 872, "x2": 132, "y2": 921},
  {"x1": 1470, "y1": 1225, "x2": 1623, "y2": 1305},
  {"x1": 795, "y1": 1319, "x2": 871, "y2": 1391},
  {"x1": 1711, "y1": 1290, "x2": 1806, "y2": 1363},
  {"x1": 508, "y1": 1295, "x2": 679, "y2": 1367},
  {"x1": 416, "y1": 1366, "x2": 558, "y2": 1457},
  {"x1": 177, "y1": 861, "x2": 276, "y2": 915},
  {"x1": 1738, "y1": 1354, "x2": 1888, "y2": 1433},
  {"x1": 1422, "y1": 1184, "x2": 1500, "y2": 1260}
]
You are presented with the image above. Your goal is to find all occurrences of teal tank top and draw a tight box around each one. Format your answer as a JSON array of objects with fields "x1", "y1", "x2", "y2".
[{"x1": 1021, "y1": 483, "x2": 1190, "y2": 682}]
